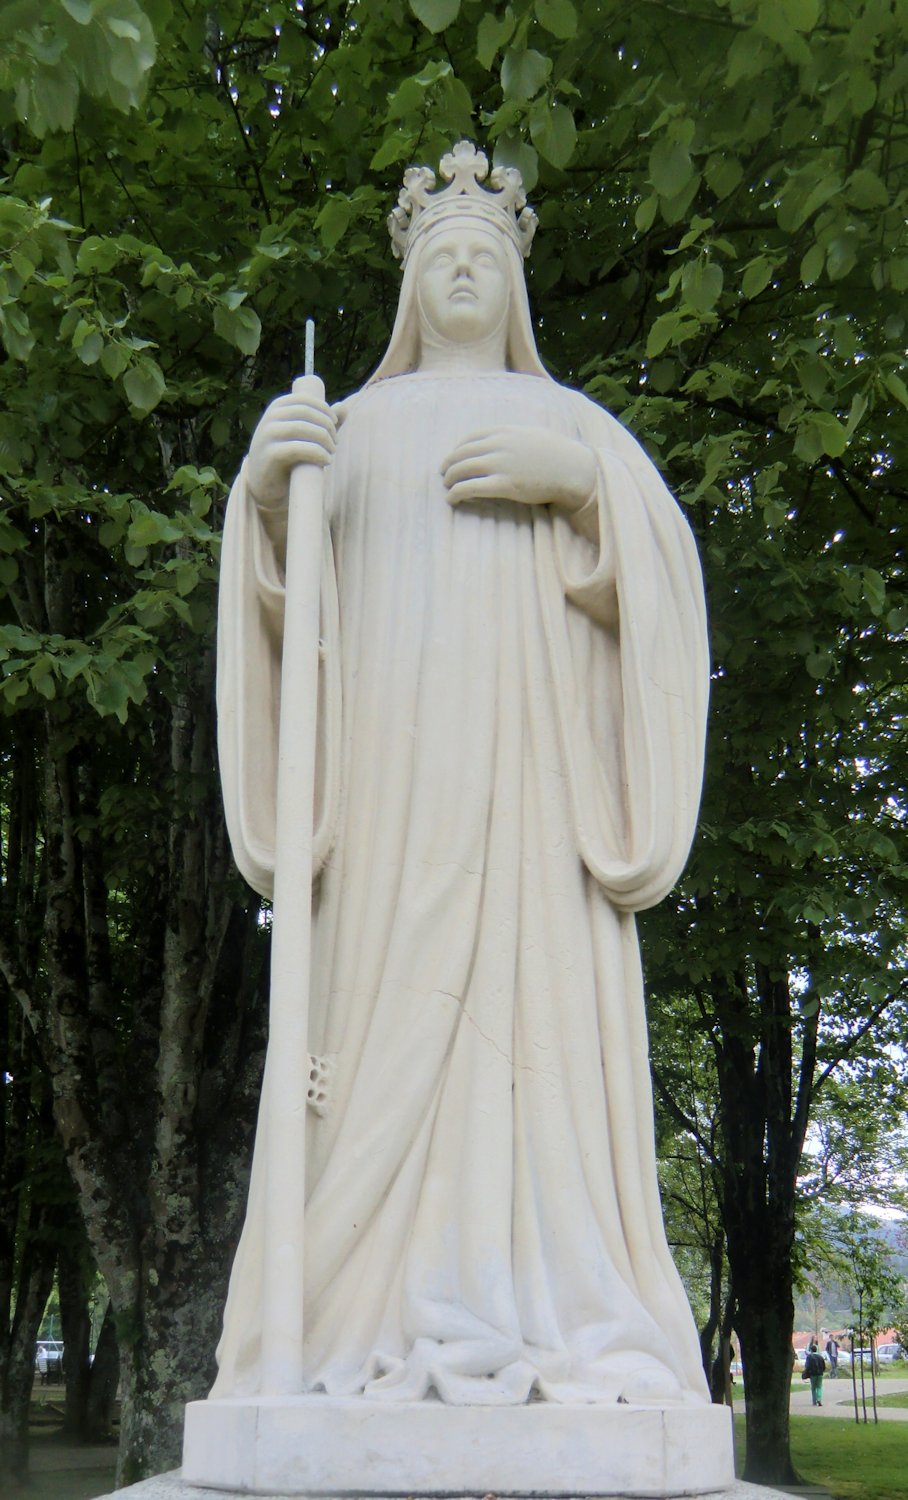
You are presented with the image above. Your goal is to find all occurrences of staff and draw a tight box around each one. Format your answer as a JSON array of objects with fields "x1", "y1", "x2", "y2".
[{"x1": 260, "y1": 319, "x2": 326, "y2": 1393}]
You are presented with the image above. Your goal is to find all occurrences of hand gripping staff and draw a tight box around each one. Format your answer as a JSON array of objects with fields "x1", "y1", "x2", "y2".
[{"x1": 260, "y1": 320, "x2": 326, "y2": 1393}]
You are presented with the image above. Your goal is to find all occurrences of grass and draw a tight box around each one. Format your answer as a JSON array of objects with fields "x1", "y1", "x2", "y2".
[
  {"x1": 23, "y1": 1454, "x2": 118, "y2": 1500},
  {"x1": 875, "y1": 1392, "x2": 908, "y2": 1410},
  {"x1": 735, "y1": 1411, "x2": 908, "y2": 1500},
  {"x1": 16, "y1": 1387, "x2": 117, "y2": 1500},
  {"x1": 790, "y1": 1414, "x2": 908, "y2": 1500}
]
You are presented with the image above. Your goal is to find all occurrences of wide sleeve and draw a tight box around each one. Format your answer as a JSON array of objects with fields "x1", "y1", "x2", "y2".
[
  {"x1": 535, "y1": 399, "x2": 709, "y2": 912},
  {"x1": 216, "y1": 460, "x2": 341, "y2": 901}
]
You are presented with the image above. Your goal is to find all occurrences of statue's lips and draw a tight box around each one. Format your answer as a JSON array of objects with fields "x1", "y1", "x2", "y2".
[{"x1": 449, "y1": 285, "x2": 478, "y2": 302}]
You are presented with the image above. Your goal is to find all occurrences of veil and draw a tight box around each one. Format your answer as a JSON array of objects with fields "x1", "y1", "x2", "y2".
[{"x1": 365, "y1": 228, "x2": 553, "y2": 386}]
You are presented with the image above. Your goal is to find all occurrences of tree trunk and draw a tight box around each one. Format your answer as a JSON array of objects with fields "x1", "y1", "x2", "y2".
[
  {"x1": 0, "y1": 1224, "x2": 55, "y2": 1485},
  {"x1": 701, "y1": 1229, "x2": 723, "y2": 1396},
  {"x1": 85, "y1": 1301, "x2": 119, "y2": 1443},
  {"x1": 114, "y1": 1248, "x2": 228, "y2": 1485},
  {"x1": 733, "y1": 1254, "x2": 798, "y2": 1484},
  {"x1": 58, "y1": 1212, "x2": 93, "y2": 1440},
  {"x1": 708, "y1": 960, "x2": 813, "y2": 1487}
]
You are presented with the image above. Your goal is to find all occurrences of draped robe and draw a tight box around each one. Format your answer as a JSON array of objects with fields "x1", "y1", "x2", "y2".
[{"x1": 212, "y1": 365, "x2": 711, "y2": 1408}]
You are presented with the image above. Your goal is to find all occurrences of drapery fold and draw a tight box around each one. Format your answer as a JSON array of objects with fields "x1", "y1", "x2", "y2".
[{"x1": 217, "y1": 459, "x2": 342, "y2": 899}]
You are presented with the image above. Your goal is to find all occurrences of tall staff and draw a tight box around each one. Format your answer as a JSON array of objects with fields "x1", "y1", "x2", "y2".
[{"x1": 260, "y1": 320, "x2": 326, "y2": 1393}]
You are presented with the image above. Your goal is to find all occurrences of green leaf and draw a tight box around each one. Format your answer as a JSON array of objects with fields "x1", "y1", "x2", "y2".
[
  {"x1": 726, "y1": 32, "x2": 769, "y2": 87},
  {"x1": 826, "y1": 236, "x2": 857, "y2": 281},
  {"x1": 213, "y1": 303, "x2": 262, "y2": 356},
  {"x1": 844, "y1": 392, "x2": 868, "y2": 440},
  {"x1": 501, "y1": 48, "x2": 552, "y2": 101},
  {"x1": 535, "y1": 0, "x2": 577, "y2": 39},
  {"x1": 75, "y1": 330, "x2": 104, "y2": 365},
  {"x1": 862, "y1": 568, "x2": 886, "y2": 615},
  {"x1": 780, "y1": 0, "x2": 819, "y2": 29},
  {"x1": 529, "y1": 100, "x2": 576, "y2": 168},
  {"x1": 315, "y1": 197, "x2": 354, "y2": 251},
  {"x1": 741, "y1": 257, "x2": 773, "y2": 300},
  {"x1": 794, "y1": 410, "x2": 847, "y2": 462},
  {"x1": 409, "y1": 0, "x2": 461, "y2": 33},
  {"x1": 477, "y1": 11, "x2": 516, "y2": 68},
  {"x1": 370, "y1": 131, "x2": 416, "y2": 171},
  {"x1": 705, "y1": 154, "x2": 743, "y2": 200},
  {"x1": 89, "y1": 672, "x2": 131, "y2": 723},
  {"x1": 123, "y1": 357, "x2": 166, "y2": 414},
  {"x1": 788, "y1": 172, "x2": 842, "y2": 232},
  {"x1": 799, "y1": 242, "x2": 825, "y2": 287},
  {"x1": 883, "y1": 370, "x2": 908, "y2": 409},
  {"x1": 490, "y1": 132, "x2": 538, "y2": 192},
  {"x1": 681, "y1": 259, "x2": 723, "y2": 314},
  {"x1": 649, "y1": 137, "x2": 693, "y2": 199},
  {"x1": 847, "y1": 168, "x2": 888, "y2": 210},
  {"x1": 60, "y1": 0, "x2": 98, "y2": 21},
  {"x1": 76, "y1": 235, "x2": 122, "y2": 273},
  {"x1": 635, "y1": 194, "x2": 658, "y2": 233},
  {"x1": 646, "y1": 310, "x2": 683, "y2": 358},
  {"x1": 101, "y1": 343, "x2": 130, "y2": 379},
  {"x1": 127, "y1": 510, "x2": 183, "y2": 548},
  {"x1": 106, "y1": 17, "x2": 142, "y2": 42}
]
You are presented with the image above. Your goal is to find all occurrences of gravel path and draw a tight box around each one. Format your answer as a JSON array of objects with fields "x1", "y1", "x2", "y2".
[{"x1": 790, "y1": 1374, "x2": 908, "y2": 1420}]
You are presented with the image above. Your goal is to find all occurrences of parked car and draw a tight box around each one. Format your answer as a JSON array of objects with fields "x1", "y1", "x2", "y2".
[
  {"x1": 35, "y1": 1339, "x2": 64, "y2": 1380},
  {"x1": 851, "y1": 1347, "x2": 875, "y2": 1366},
  {"x1": 876, "y1": 1343, "x2": 906, "y2": 1362}
]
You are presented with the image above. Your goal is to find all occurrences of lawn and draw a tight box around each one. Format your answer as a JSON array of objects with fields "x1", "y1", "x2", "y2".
[
  {"x1": 736, "y1": 1413, "x2": 908, "y2": 1500},
  {"x1": 20, "y1": 1388, "x2": 117, "y2": 1500},
  {"x1": 791, "y1": 1415, "x2": 908, "y2": 1500}
]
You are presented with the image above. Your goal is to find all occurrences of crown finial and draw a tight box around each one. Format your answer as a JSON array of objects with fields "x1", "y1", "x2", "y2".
[{"x1": 388, "y1": 141, "x2": 538, "y2": 266}]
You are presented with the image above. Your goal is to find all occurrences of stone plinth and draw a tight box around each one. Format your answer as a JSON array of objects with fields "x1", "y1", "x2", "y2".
[
  {"x1": 94, "y1": 1478, "x2": 806, "y2": 1500},
  {"x1": 182, "y1": 1396, "x2": 735, "y2": 1496}
]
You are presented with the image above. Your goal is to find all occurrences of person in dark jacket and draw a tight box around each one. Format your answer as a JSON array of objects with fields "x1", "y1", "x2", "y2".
[{"x1": 805, "y1": 1340, "x2": 825, "y2": 1406}]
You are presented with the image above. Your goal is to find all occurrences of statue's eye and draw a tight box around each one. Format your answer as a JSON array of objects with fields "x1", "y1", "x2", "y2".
[
  {"x1": 475, "y1": 252, "x2": 496, "y2": 267},
  {"x1": 432, "y1": 251, "x2": 453, "y2": 267}
]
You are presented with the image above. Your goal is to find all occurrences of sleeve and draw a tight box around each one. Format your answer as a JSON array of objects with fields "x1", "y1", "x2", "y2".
[
  {"x1": 535, "y1": 398, "x2": 710, "y2": 912},
  {"x1": 216, "y1": 461, "x2": 341, "y2": 900}
]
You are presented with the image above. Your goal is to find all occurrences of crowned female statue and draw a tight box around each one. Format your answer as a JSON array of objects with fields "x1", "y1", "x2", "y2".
[{"x1": 192, "y1": 142, "x2": 731, "y2": 1494}]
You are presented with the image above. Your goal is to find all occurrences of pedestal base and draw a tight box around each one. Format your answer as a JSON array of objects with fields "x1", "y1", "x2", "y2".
[{"x1": 182, "y1": 1396, "x2": 735, "y2": 1496}]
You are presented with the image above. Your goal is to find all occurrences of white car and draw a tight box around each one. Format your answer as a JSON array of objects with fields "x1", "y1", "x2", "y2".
[
  {"x1": 35, "y1": 1339, "x2": 64, "y2": 1378},
  {"x1": 876, "y1": 1343, "x2": 905, "y2": 1363}
]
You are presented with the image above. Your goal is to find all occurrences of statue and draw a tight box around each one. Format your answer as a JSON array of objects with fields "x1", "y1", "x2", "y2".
[{"x1": 184, "y1": 142, "x2": 733, "y2": 1495}]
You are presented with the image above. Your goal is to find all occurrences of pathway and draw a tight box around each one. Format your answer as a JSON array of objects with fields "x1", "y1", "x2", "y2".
[{"x1": 789, "y1": 1374, "x2": 908, "y2": 1421}]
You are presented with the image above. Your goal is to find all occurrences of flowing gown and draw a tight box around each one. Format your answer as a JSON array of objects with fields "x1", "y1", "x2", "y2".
[{"x1": 213, "y1": 370, "x2": 711, "y2": 1406}]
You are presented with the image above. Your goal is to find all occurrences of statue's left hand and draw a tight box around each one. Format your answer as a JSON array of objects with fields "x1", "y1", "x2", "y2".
[{"x1": 441, "y1": 426, "x2": 597, "y2": 514}]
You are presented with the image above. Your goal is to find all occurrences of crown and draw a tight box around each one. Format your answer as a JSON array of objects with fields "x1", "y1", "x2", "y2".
[{"x1": 388, "y1": 140, "x2": 538, "y2": 265}]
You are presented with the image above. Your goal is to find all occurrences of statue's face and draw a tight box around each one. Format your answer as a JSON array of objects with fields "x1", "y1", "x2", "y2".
[{"x1": 416, "y1": 222, "x2": 509, "y2": 346}]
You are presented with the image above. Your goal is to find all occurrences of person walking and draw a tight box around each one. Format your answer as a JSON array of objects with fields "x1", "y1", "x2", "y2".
[
  {"x1": 805, "y1": 1340, "x2": 825, "y2": 1406},
  {"x1": 824, "y1": 1332, "x2": 839, "y2": 1379}
]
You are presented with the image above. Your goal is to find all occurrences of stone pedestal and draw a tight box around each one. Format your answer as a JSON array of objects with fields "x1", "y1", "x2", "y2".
[
  {"x1": 182, "y1": 1396, "x2": 735, "y2": 1496},
  {"x1": 95, "y1": 1478, "x2": 804, "y2": 1500}
]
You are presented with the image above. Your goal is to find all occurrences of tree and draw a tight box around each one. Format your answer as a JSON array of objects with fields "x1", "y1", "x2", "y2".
[
  {"x1": 0, "y1": 1015, "x2": 60, "y2": 1480},
  {"x1": 0, "y1": 0, "x2": 906, "y2": 1483},
  {"x1": 832, "y1": 1213, "x2": 905, "y2": 1422}
]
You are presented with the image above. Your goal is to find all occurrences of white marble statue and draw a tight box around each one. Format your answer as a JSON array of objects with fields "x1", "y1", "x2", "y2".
[{"x1": 213, "y1": 142, "x2": 710, "y2": 1413}]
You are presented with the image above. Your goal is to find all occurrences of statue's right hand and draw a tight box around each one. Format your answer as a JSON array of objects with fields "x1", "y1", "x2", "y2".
[{"x1": 246, "y1": 392, "x2": 337, "y2": 512}]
